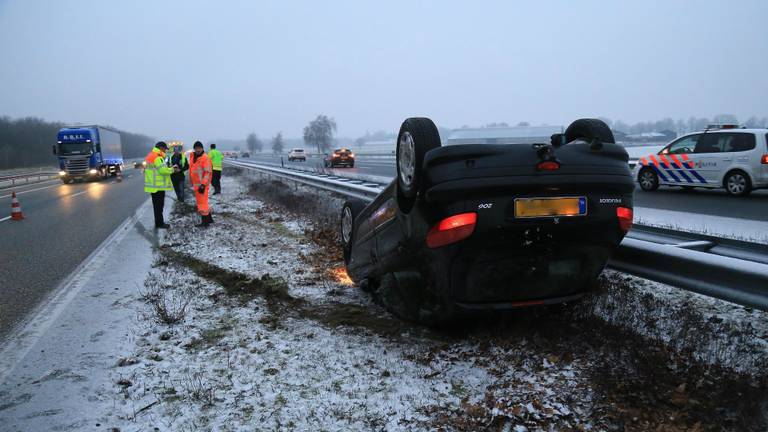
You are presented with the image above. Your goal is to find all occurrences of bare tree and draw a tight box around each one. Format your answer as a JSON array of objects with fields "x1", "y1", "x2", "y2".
[
  {"x1": 271, "y1": 132, "x2": 284, "y2": 154},
  {"x1": 302, "y1": 115, "x2": 337, "y2": 153},
  {"x1": 246, "y1": 132, "x2": 263, "y2": 153}
]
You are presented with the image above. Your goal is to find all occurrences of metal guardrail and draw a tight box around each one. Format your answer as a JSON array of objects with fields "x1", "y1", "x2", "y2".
[
  {"x1": 226, "y1": 159, "x2": 768, "y2": 311},
  {"x1": 0, "y1": 171, "x2": 60, "y2": 188}
]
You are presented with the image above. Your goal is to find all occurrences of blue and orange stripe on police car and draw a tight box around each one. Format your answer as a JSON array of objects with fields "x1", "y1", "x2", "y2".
[{"x1": 638, "y1": 153, "x2": 707, "y2": 184}]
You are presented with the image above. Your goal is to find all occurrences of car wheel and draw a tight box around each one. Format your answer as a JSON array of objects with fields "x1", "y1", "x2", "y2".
[
  {"x1": 349, "y1": 162, "x2": 354, "y2": 168},
  {"x1": 681, "y1": 186, "x2": 695, "y2": 192},
  {"x1": 341, "y1": 199, "x2": 366, "y2": 266},
  {"x1": 638, "y1": 168, "x2": 659, "y2": 191},
  {"x1": 396, "y1": 117, "x2": 441, "y2": 211},
  {"x1": 724, "y1": 171, "x2": 752, "y2": 197},
  {"x1": 564, "y1": 118, "x2": 615, "y2": 144},
  {"x1": 377, "y1": 271, "x2": 453, "y2": 327}
]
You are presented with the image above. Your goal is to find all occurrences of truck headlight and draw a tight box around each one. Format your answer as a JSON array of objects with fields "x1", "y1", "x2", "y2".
[
  {"x1": 59, "y1": 171, "x2": 66, "y2": 176},
  {"x1": 89, "y1": 169, "x2": 98, "y2": 174}
]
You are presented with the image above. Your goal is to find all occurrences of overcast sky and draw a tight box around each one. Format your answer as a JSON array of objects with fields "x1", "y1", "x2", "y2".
[{"x1": 1, "y1": 0, "x2": 767, "y2": 143}]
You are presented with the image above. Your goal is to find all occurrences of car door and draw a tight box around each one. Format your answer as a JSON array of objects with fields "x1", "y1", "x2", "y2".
[
  {"x1": 657, "y1": 134, "x2": 704, "y2": 185},
  {"x1": 692, "y1": 133, "x2": 726, "y2": 184},
  {"x1": 720, "y1": 132, "x2": 756, "y2": 171}
]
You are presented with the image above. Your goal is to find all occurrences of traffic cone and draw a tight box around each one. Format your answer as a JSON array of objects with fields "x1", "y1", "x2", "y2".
[{"x1": 11, "y1": 192, "x2": 24, "y2": 220}]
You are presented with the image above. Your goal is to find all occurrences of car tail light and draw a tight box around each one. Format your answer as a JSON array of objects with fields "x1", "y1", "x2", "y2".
[
  {"x1": 761, "y1": 154, "x2": 768, "y2": 164},
  {"x1": 617, "y1": 207, "x2": 633, "y2": 232},
  {"x1": 426, "y1": 212, "x2": 477, "y2": 248},
  {"x1": 537, "y1": 161, "x2": 560, "y2": 171}
]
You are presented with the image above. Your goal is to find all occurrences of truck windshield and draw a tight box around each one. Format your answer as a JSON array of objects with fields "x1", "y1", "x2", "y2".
[{"x1": 59, "y1": 142, "x2": 92, "y2": 155}]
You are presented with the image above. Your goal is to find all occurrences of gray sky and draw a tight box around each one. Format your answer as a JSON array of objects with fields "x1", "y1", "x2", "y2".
[{"x1": 1, "y1": 0, "x2": 767, "y2": 144}]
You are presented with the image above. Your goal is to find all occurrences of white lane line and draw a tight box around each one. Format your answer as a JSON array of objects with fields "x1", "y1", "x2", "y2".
[
  {"x1": 67, "y1": 190, "x2": 88, "y2": 198},
  {"x1": 0, "y1": 175, "x2": 128, "y2": 199},
  {"x1": 0, "y1": 177, "x2": 59, "y2": 191},
  {"x1": 0, "y1": 183, "x2": 62, "y2": 199},
  {"x1": 0, "y1": 216, "x2": 11, "y2": 223}
]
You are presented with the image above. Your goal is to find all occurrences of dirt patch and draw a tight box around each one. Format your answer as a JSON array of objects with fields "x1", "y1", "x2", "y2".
[
  {"x1": 160, "y1": 247, "x2": 293, "y2": 303},
  {"x1": 158, "y1": 245, "x2": 415, "y2": 338},
  {"x1": 303, "y1": 302, "x2": 410, "y2": 337}
]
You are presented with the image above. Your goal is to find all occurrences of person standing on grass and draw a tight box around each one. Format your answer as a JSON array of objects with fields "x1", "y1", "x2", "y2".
[
  {"x1": 208, "y1": 143, "x2": 223, "y2": 195},
  {"x1": 144, "y1": 141, "x2": 178, "y2": 229},
  {"x1": 169, "y1": 144, "x2": 189, "y2": 202},
  {"x1": 189, "y1": 141, "x2": 214, "y2": 227}
]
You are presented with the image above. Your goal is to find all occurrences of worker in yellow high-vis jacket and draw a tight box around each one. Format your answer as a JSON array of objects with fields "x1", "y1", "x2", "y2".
[
  {"x1": 144, "y1": 141, "x2": 179, "y2": 229},
  {"x1": 208, "y1": 143, "x2": 223, "y2": 195}
]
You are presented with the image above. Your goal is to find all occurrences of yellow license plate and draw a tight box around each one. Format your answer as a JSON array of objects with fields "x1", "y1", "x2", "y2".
[{"x1": 514, "y1": 197, "x2": 587, "y2": 218}]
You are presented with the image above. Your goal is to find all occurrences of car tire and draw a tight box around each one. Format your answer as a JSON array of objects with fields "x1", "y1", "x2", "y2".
[
  {"x1": 349, "y1": 162, "x2": 354, "y2": 168},
  {"x1": 341, "y1": 199, "x2": 367, "y2": 266},
  {"x1": 682, "y1": 186, "x2": 695, "y2": 192},
  {"x1": 724, "y1": 170, "x2": 752, "y2": 197},
  {"x1": 377, "y1": 271, "x2": 453, "y2": 327},
  {"x1": 564, "y1": 118, "x2": 615, "y2": 144},
  {"x1": 638, "y1": 168, "x2": 659, "y2": 191},
  {"x1": 396, "y1": 117, "x2": 441, "y2": 211}
]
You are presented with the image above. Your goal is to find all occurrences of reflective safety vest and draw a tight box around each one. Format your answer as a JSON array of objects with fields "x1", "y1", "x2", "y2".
[
  {"x1": 208, "y1": 149, "x2": 223, "y2": 171},
  {"x1": 189, "y1": 152, "x2": 212, "y2": 187},
  {"x1": 144, "y1": 148, "x2": 173, "y2": 193}
]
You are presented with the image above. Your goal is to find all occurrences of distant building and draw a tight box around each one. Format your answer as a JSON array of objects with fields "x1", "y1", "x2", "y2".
[{"x1": 447, "y1": 125, "x2": 564, "y2": 145}]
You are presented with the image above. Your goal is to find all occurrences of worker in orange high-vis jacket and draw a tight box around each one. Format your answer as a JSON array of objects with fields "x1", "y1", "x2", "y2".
[{"x1": 189, "y1": 141, "x2": 214, "y2": 227}]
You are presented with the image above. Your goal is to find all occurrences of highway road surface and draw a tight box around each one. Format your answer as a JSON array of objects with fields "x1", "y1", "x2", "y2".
[
  {"x1": 0, "y1": 169, "x2": 148, "y2": 340},
  {"x1": 241, "y1": 153, "x2": 768, "y2": 222}
]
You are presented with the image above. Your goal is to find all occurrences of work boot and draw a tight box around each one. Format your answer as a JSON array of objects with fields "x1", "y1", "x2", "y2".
[{"x1": 197, "y1": 215, "x2": 212, "y2": 228}]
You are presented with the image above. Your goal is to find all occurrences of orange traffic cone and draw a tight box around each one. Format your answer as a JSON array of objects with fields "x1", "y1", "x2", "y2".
[{"x1": 11, "y1": 192, "x2": 24, "y2": 220}]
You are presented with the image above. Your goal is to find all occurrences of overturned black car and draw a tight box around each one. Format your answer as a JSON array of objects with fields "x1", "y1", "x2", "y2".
[{"x1": 340, "y1": 117, "x2": 634, "y2": 324}]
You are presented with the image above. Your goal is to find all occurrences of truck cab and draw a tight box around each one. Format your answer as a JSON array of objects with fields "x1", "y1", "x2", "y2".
[{"x1": 54, "y1": 126, "x2": 123, "y2": 183}]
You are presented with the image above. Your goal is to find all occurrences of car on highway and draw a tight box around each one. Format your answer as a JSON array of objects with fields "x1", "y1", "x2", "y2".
[
  {"x1": 634, "y1": 125, "x2": 768, "y2": 196},
  {"x1": 241, "y1": 152, "x2": 250, "y2": 158},
  {"x1": 324, "y1": 148, "x2": 355, "y2": 168},
  {"x1": 288, "y1": 148, "x2": 306, "y2": 162},
  {"x1": 340, "y1": 117, "x2": 635, "y2": 324}
]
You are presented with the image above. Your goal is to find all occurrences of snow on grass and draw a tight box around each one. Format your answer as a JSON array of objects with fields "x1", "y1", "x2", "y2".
[
  {"x1": 579, "y1": 271, "x2": 768, "y2": 377},
  {"x1": 102, "y1": 169, "x2": 768, "y2": 431}
]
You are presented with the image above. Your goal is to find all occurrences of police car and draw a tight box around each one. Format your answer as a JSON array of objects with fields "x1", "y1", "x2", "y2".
[{"x1": 635, "y1": 125, "x2": 768, "y2": 196}]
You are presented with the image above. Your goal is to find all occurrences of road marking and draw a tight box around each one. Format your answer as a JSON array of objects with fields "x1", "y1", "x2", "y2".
[
  {"x1": 0, "y1": 199, "x2": 151, "y2": 383},
  {"x1": 0, "y1": 216, "x2": 11, "y2": 223},
  {"x1": 0, "y1": 176, "x2": 129, "y2": 200},
  {"x1": 0, "y1": 183, "x2": 62, "y2": 199},
  {"x1": 67, "y1": 190, "x2": 88, "y2": 198}
]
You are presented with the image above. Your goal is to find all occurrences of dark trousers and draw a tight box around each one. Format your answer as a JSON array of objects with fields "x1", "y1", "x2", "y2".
[
  {"x1": 150, "y1": 191, "x2": 166, "y2": 227},
  {"x1": 212, "y1": 170, "x2": 222, "y2": 193},
  {"x1": 171, "y1": 174, "x2": 185, "y2": 201}
]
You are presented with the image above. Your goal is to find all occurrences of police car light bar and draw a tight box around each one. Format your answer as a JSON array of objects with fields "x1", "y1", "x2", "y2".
[{"x1": 705, "y1": 124, "x2": 742, "y2": 131}]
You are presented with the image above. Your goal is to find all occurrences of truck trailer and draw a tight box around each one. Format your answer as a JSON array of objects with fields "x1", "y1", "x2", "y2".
[{"x1": 54, "y1": 126, "x2": 124, "y2": 183}]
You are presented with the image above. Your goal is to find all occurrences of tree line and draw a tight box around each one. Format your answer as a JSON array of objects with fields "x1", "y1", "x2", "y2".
[
  {"x1": 246, "y1": 114, "x2": 338, "y2": 155},
  {"x1": 240, "y1": 112, "x2": 768, "y2": 158},
  {"x1": 0, "y1": 116, "x2": 155, "y2": 170}
]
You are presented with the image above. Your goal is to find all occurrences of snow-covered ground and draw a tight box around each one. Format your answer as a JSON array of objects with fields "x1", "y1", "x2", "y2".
[{"x1": 1, "y1": 169, "x2": 766, "y2": 431}]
